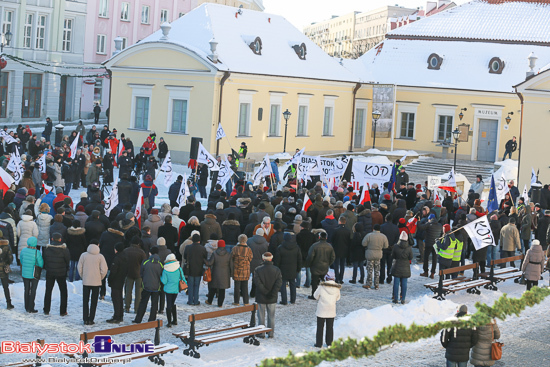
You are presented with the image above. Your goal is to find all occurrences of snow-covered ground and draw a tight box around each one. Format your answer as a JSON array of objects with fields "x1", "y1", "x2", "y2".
[{"x1": 1, "y1": 163, "x2": 545, "y2": 367}]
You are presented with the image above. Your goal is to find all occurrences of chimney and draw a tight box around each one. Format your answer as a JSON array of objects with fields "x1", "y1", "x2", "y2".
[
  {"x1": 426, "y1": 1, "x2": 437, "y2": 13},
  {"x1": 527, "y1": 52, "x2": 538, "y2": 79},
  {"x1": 209, "y1": 38, "x2": 219, "y2": 63},
  {"x1": 159, "y1": 22, "x2": 172, "y2": 41},
  {"x1": 112, "y1": 37, "x2": 123, "y2": 56}
]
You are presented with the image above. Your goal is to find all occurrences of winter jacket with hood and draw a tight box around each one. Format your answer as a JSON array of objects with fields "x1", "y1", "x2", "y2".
[
  {"x1": 17, "y1": 214, "x2": 39, "y2": 256},
  {"x1": 43, "y1": 242, "x2": 70, "y2": 277},
  {"x1": 161, "y1": 259, "x2": 185, "y2": 294},
  {"x1": 253, "y1": 261, "x2": 282, "y2": 304},
  {"x1": 521, "y1": 241, "x2": 545, "y2": 281},
  {"x1": 247, "y1": 235, "x2": 269, "y2": 273},
  {"x1": 20, "y1": 239, "x2": 44, "y2": 279},
  {"x1": 440, "y1": 314, "x2": 479, "y2": 363},
  {"x1": 221, "y1": 219, "x2": 241, "y2": 246},
  {"x1": 200, "y1": 214, "x2": 222, "y2": 244},
  {"x1": 123, "y1": 244, "x2": 147, "y2": 279},
  {"x1": 500, "y1": 223, "x2": 521, "y2": 251},
  {"x1": 391, "y1": 239, "x2": 413, "y2": 278},
  {"x1": 144, "y1": 214, "x2": 163, "y2": 243},
  {"x1": 296, "y1": 228, "x2": 317, "y2": 263},
  {"x1": 331, "y1": 224, "x2": 352, "y2": 258},
  {"x1": 108, "y1": 250, "x2": 128, "y2": 290},
  {"x1": 314, "y1": 280, "x2": 341, "y2": 318},
  {"x1": 274, "y1": 234, "x2": 302, "y2": 280},
  {"x1": 77, "y1": 244, "x2": 108, "y2": 286},
  {"x1": 470, "y1": 321, "x2": 500, "y2": 367},
  {"x1": 99, "y1": 227, "x2": 124, "y2": 270},
  {"x1": 209, "y1": 247, "x2": 231, "y2": 289},
  {"x1": 362, "y1": 231, "x2": 389, "y2": 261},
  {"x1": 141, "y1": 254, "x2": 163, "y2": 292},
  {"x1": 183, "y1": 242, "x2": 207, "y2": 277},
  {"x1": 0, "y1": 239, "x2": 13, "y2": 279},
  {"x1": 306, "y1": 239, "x2": 336, "y2": 276},
  {"x1": 356, "y1": 209, "x2": 374, "y2": 234}
]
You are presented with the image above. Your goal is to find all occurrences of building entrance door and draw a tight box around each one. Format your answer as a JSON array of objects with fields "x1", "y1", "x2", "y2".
[{"x1": 477, "y1": 119, "x2": 498, "y2": 162}]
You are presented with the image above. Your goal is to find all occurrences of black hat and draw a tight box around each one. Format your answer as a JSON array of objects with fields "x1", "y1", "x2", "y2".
[{"x1": 95, "y1": 159, "x2": 102, "y2": 165}]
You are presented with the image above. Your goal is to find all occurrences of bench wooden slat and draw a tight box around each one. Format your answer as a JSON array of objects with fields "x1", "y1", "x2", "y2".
[
  {"x1": 480, "y1": 267, "x2": 518, "y2": 278},
  {"x1": 80, "y1": 320, "x2": 162, "y2": 341},
  {"x1": 188, "y1": 305, "x2": 256, "y2": 322},
  {"x1": 425, "y1": 277, "x2": 468, "y2": 289},
  {"x1": 490, "y1": 255, "x2": 524, "y2": 266},
  {"x1": 198, "y1": 326, "x2": 271, "y2": 344},
  {"x1": 93, "y1": 344, "x2": 179, "y2": 366},
  {"x1": 494, "y1": 271, "x2": 523, "y2": 280},
  {"x1": 440, "y1": 263, "x2": 477, "y2": 276},
  {"x1": 173, "y1": 321, "x2": 249, "y2": 339},
  {"x1": 446, "y1": 279, "x2": 490, "y2": 292}
]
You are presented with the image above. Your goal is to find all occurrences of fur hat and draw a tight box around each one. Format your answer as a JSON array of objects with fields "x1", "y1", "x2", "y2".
[
  {"x1": 157, "y1": 237, "x2": 166, "y2": 246},
  {"x1": 262, "y1": 252, "x2": 273, "y2": 261},
  {"x1": 80, "y1": 192, "x2": 88, "y2": 198}
]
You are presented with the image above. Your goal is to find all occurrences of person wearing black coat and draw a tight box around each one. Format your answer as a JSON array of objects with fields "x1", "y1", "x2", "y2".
[
  {"x1": 356, "y1": 208, "x2": 374, "y2": 235},
  {"x1": 66, "y1": 221, "x2": 87, "y2": 282},
  {"x1": 418, "y1": 214, "x2": 443, "y2": 278},
  {"x1": 179, "y1": 199, "x2": 195, "y2": 222},
  {"x1": 274, "y1": 233, "x2": 302, "y2": 305},
  {"x1": 268, "y1": 222, "x2": 284, "y2": 255},
  {"x1": 118, "y1": 151, "x2": 133, "y2": 179},
  {"x1": 296, "y1": 221, "x2": 316, "y2": 288},
  {"x1": 440, "y1": 305, "x2": 479, "y2": 365},
  {"x1": 350, "y1": 223, "x2": 366, "y2": 284},
  {"x1": 123, "y1": 236, "x2": 147, "y2": 313},
  {"x1": 168, "y1": 176, "x2": 182, "y2": 208},
  {"x1": 306, "y1": 232, "x2": 336, "y2": 297},
  {"x1": 380, "y1": 218, "x2": 400, "y2": 284},
  {"x1": 197, "y1": 164, "x2": 208, "y2": 199},
  {"x1": 392, "y1": 199, "x2": 407, "y2": 224},
  {"x1": 157, "y1": 138, "x2": 168, "y2": 161},
  {"x1": 117, "y1": 175, "x2": 133, "y2": 205},
  {"x1": 224, "y1": 199, "x2": 244, "y2": 226},
  {"x1": 244, "y1": 212, "x2": 260, "y2": 238},
  {"x1": 99, "y1": 224, "x2": 124, "y2": 299},
  {"x1": 221, "y1": 214, "x2": 241, "y2": 250},
  {"x1": 189, "y1": 202, "x2": 205, "y2": 223},
  {"x1": 253, "y1": 253, "x2": 282, "y2": 338},
  {"x1": 43, "y1": 117, "x2": 53, "y2": 142},
  {"x1": 62, "y1": 159, "x2": 77, "y2": 196},
  {"x1": 107, "y1": 243, "x2": 128, "y2": 323},
  {"x1": 331, "y1": 218, "x2": 352, "y2": 284},
  {"x1": 183, "y1": 234, "x2": 207, "y2": 305},
  {"x1": 405, "y1": 184, "x2": 417, "y2": 210},
  {"x1": 391, "y1": 233, "x2": 413, "y2": 304},
  {"x1": 157, "y1": 216, "x2": 178, "y2": 253},
  {"x1": 42, "y1": 233, "x2": 70, "y2": 315}
]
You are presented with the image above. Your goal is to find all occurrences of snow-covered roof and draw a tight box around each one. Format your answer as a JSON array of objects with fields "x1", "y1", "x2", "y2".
[
  {"x1": 122, "y1": 4, "x2": 358, "y2": 83},
  {"x1": 345, "y1": 38, "x2": 550, "y2": 92},
  {"x1": 388, "y1": 0, "x2": 550, "y2": 44}
]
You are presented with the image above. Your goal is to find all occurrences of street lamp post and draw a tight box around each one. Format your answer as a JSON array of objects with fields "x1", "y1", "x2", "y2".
[
  {"x1": 0, "y1": 31, "x2": 13, "y2": 119},
  {"x1": 282, "y1": 109, "x2": 291, "y2": 153},
  {"x1": 452, "y1": 128, "x2": 461, "y2": 171},
  {"x1": 372, "y1": 110, "x2": 381, "y2": 149}
]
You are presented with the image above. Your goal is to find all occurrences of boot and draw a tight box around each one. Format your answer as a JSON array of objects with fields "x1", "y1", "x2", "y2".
[
  {"x1": 171, "y1": 306, "x2": 177, "y2": 326},
  {"x1": 7, "y1": 301, "x2": 14, "y2": 310},
  {"x1": 166, "y1": 310, "x2": 172, "y2": 328},
  {"x1": 429, "y1": 273, "x2": 435, "y2": 279},
  {"x1": 419, "y1": 272, "x2": 428, "y2": 277}
]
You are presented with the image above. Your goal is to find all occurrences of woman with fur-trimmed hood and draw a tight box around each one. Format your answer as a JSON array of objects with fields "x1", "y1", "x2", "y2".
[
  {"x1": 441, "y1": 305, "x2": 479, "y2": 366},
  {"x1": 313, "y1": 272, "x2": 341, "y2": 348}
]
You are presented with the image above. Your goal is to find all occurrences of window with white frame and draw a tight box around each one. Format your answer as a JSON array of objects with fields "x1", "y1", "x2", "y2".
[
  {"x1": 268, "y1": 92, "x2": 284, "y2": 137},
  {"x1": 121, "y1": 2, "x2": 130, "y2": 21},
  {"x1": 296, "y1": 95, "x2": 312, "y2": 136},
  {"x1": 438, "y1": 115, "x2": 453, "y2": 141},
  {"x1": 23, "y1": 14, "x2": 33, "y2": 48},
  {"x1": 121, "y1": 37, "x2": 128, "y2": 49},
  {"x1": 141, "y1": 6, "x2": 150, "y2": 24},
  {"x1": 62, "y1": 19, "x2": 72, "y2": 52},
  {"x1": 160, "y1": 9, "x2": 169, "y2": 23},
  {"x1": 36, "y1": 15, "x2": 46, "y2": 49},
  {"x1": 166, "y1": 86, "x2": 192, "y2": 134},
  {"x1": 99, "y1": 0, "x2": 109, "y2": 17},
  {"x1": 323, "y1": 96, "x2": 337, "y2": 136},
  {"x1": 129, "y1": 84, "x2": 154, "y2": 130},
  {"x1": 238, "y1": 90, "x2": 255, "y2": 137},
  {"x1": 400, "y1": 112, "x2": 415, "y2": 139},
  {"x1": 396, "y1": 102, "x2": 418, "y2": 140},
  {"x1": 96, "y1": 34, "x2": 106, "y2": 54},
  {"x1": 2, "y1": 11, "x2": 13, "y2": 43}
]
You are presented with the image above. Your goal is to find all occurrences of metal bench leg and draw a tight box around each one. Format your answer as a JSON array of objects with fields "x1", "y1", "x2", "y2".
[
  {"x1": 148, "y1": 354, "x2": 166, "y2": 366},
  {"x1": 467, "y1": 287, "x2": 481, "y2": 295}
]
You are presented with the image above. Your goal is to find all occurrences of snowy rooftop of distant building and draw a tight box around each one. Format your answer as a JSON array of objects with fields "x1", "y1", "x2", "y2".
[
  {"x1": 388, "y1": 0, "x2": 550, "y2": 44},
  {"x1": 121, "y1": 3, "x2": 359, "y2": 83}
]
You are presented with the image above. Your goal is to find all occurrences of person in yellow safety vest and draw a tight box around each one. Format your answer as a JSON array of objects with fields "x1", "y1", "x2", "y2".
[
  {"x1": 435, "y1": 224, "x2": 456, "y2": 279},
  {"x1": 450, "y1": 234, "x2": 464, "y2": 279}
]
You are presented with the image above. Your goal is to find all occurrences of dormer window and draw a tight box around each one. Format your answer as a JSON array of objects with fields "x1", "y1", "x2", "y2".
[
  {"x1": 292, "y1": 43, "x2": 307, "y2": 60},
  {"x1": 489, "y1": 57, "x2": 505, "y2": 74},
  {"x1": 427, "y1": 53, "x2": 443, "y2": 70},
  {"x1": 249, "y1": 37, "x2": 262, "y2": 55}
]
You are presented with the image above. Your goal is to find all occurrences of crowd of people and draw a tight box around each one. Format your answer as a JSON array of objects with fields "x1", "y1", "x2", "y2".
[{"x1": 0, "y1": 127, "x2": 548, "y2": 359}]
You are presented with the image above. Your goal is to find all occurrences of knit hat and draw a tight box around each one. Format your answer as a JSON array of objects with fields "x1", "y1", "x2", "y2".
[
  {"x1": 151, "y1": 208, "x2": 159, "y2": 215},
  {"x1": 56, "y1": 187, "x2": 63, "y2": 194},
  {"x1": 157, "y1": 237, "x2": 166, "y2": 246},
  {"x1": 399, "y1": 231, "x2": 408, "y2": 241},
  {"x1": 398, "y1": 218, "x2": 406, "y2": 224},
  {"x1": 52, "y1": 233, "x2": 62, "y2": 241},
  {"x1": 27, "y1": 237, "x2": 38, "y2": 248},
  {"x1": 76, "y1": 205, "x2": 85, "y2": 212},
  {"x1": 28, "y1": 188, "x2": 36, "y2": 196},
  {"x1": 80, "y1": 192, "x2": 88, "y2": 198},
  {"x1": 428, "y1": 214, "x2": 436, "y2": 220},
  {"x1": 275, "y1": 211, "x2": 283, "y2": 219},
  {"x1": 384, "y1": 194, "x2": 391, "y2": 200},
  {"x1": 262, "y1": 252, "x2": 273, "y2": 261},
  {"x1": 145, "y1": 174, "x2": 153, "y2": 181},
  {"x1": 443, "y1": 224, "x2": 451, "y2": 233},
  {"x1": 532, "y1": 239, "x2": 540, "y2": 246},
  {"x1": 255, "y1": 228, "x2": 265, "y2": 236},
  {"x1": 191, "y1": 230, "x2": 200, "y2": 237},
  {"x1": 218, "y1": 240, "x2": 226, "y2": 248},
  {"x1": 172, "y1": 207, "x2": 180, "y2": 215},
  {"x1": 458, "y1": 305, "x2": 468, "y2": 314},
  {"x1": 165, "y1": 253, "x2": 176, "y2": 262},
  {"x1": 324, "y1": 271, "x2": 335, "y2": 281}
]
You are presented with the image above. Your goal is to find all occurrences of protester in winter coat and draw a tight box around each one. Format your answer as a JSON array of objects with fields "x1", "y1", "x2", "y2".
[
  {"x1": 161, "y1": 253, "x2": 185, "y2": 327},
  {"x1": 105, "y1": 243, "x2": 128, "y2": 324},
  {"x1": 144, "y1": 209, "x2": 163, "y2": 243},
  {"x1": 306, "y1": 231, "x2": 336, "y2": 298},
  {"x1": 133, "y1": 246, "x2": 164, "y2": 323},
  {"x1": 391, "y1": 231, "x2": 413, "y2": 304},
  {"x1": 350, "y1": 223, "x2": 366, "y2": 284},
  {"x1": 314, "y1": 272, "x2": 341, "y2": 348},
  {"x1": 331, "y1": 217, "x2": 352, "y2": 284},
  {"x1": 42, "y1": 233, "x2": 70, "y2": 315},
  {"x1": 17, "y1": 211, "x2": 39, "y2": 257},
  {"x1": 470, "y1": 319, "x2": 500, "y2": 367},
  {"x1": 140, "y1": 175, "x2": 158, "y2": 210},
  {"x1": 244, "y1": 212, "x2": 260, "y2": 238},
  {"x1": 380, "y1": 216, "x2": 400, "y2": 284},
  {"x1": 320, "y1": 210, "x2": 338, "y2": 243},
  {"x1": 521, "y1": 239, "x2": 545, "y2": 290},
  {"x1": 77, "y1": 242, "x2": 108, "y2": 325},
  {"x1": 440, "y1": 305, "x2": 479, "y2": 366},
  {"x1": 418, "y1": 214, "x2": 443, "y2": 278},
  {"x1": 230, "y1": 234, "x2": 253, "y2": 305},
  {"x1": 221, "y1": 213, "x2": 240, "y2": 250},
  {"x1": 500, "y1": 217, "x2": 521, "y2": 268},
  {"x1": 200, "y1": 213, "x2": 222, "y2": 244},
  {"x1": 157, "y1": 215, "x2": 179, "y2": 254},
  {"x1": 0, "y1": 236, "x2": 13, "y2": 309},
  {"x1": 183, "y1": 234, "x2": 207, "y2": 306},
  {"x1": 20, "y1": 237, "x2": 43, "y2": 313},
  {"x1": 362, "y1": 224, "x2": 389, "y2": 290},
  {"x1": 248, "y1": 229, "x2": 269, "y2": 297},
  {"x1": 123, "y1": 236, "x2": 147, "y2": 313},
  {"x1": 85, "y1": 211, "x2": 105, "y2": 244},
  {"x1": 296, "y1": 221, "x2": 316, "y2": 288},
  {"x1": 274, "y1": 233, "x2": 302, "y2": 305},
  {"x1": 206, "y1": 241, "x2": 231, "y2": 307},
  {"x1": 254, "y1": 252, "x2": 282, "y2": 338}
]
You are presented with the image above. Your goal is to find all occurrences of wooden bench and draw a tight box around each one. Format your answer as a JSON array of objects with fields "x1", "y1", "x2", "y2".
[
  {"x1": 481, "y1": 255, "x2": 523, "y2": 291},
  {"x1": 1, "y1": 339, "x2": 44, "y2": 367},
  {"x1": 77, "y1": 320, "x2": 178, "y2": 366},
  {"x1": 429, "y1": 263, "x2": 490, "y2": 300},
  {"x1": 174, "y1": 304, "x2": 271, "y2": 359}
]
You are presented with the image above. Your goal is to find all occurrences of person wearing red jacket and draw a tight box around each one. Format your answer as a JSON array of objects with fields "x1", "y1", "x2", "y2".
[
  {"x1": 142, "y1": 135, "x2": 157, "y2": 156},
  {"x1": 104, "y1": 134, "x2": 120, "y2": 167}
]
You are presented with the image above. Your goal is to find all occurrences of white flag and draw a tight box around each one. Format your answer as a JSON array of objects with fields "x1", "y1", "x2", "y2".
[
  {"x1": 531, "y1": 168, "x2": 537, "y2": 186},
  {"x1": 176, "y1": 174, "x2": 190, "y2": 207},
  {"x1": 447, "y1": 168, "x2": 457, "y2": 187},
  {"x1": 463, "y1": 215, "x2": 496, "y2": 250},
  {"x1": 104, "y1": 182, "x2": 119, "y2": 217},
  {"x1": 495, "y1": 172, "x2": 510, "y2": 203},
  {"x1": 160, "y1": 151, "x2": 173, "y2": 187},
  {"x1": 522, "y1": 185, "x2": 529, "y2": 204},
  {"x1": 7, "y1": 147, "x2": 24, "y2": 185},
  {"x1": 0, "y1": 131, "x2": 17, "y2": 145},
  {"x1": 216, "y1": 123, "x2": 226, "y2": 140},
  {"x1": 289, "y1": 147, "x2": 305, "y2": 165},
  {"x1": 197, "y1": 142, "x2": 219, "y2": 171},
  {"x1": 42, "y1": 182, "x2": 53, "y2": 194},
  {"x1": 216, "y1": 156, "x2": 233, "y2": 188},
  {"x1": 70, "y1": 132, "x2": 80, "y2": 158},
  {"x1": 253, "y1": 154, "x2": 272, "y2": 186},
  {"x1": 117, "y1": 139, "x2": 124, "y2": 161},
  {"x1": 37, "y1": 154, "x2": 46, "y2": 173}
]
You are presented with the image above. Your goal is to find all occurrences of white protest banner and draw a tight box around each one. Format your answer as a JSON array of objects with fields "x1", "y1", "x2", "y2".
[
  {"x1": 216, "y1": 123, "x2": 226, "y2": 140},
  {"x1": 531, "y1": 168, "x2": 537, "y2": 186},
  {"x1": 197, "y1": 142, "x2": 219, "y2": 171},
  {"x1": 216, "y1": 156, "x2": 233, "y2": 187},
  {"x1": 7, "y1": 147, "x2": 24, "y2": 185},
  {"x1": 176, "y1": 174, "x2": 190, "y2": 207},
  {"x1": 0, "y1": 131, "x2": 17, "y2": 145},
  {"x1": 495, "y1": 172, "x2": 509, "y2": 202},
  {"x1": 289, "y1": 147, "x2": 305, "y2": 165},
  {"x1": 159, "y1": 151, "x2": 173, "y2": 187},
  {"x1": 462, "y1": 215, "x2": 496, "y2": 250},
  {"x1": 326, "y1": 157, "x2": 350, "y2": 180},
  {"x1": 350, "y1": 161, "x2": 392, "y2": 188},
  {"x1": 522, "y1": 185, "x2": 529, "y2": 204},
  {"x1": 427, "y1": 176, "x2": 442, "y2": 190},
  {"x1": 104, "y1": 182, "x2": 119, "y2": 217},
  {"x1": 69, "y1": 132, "x2": 80, "y2": 158},
  {"x1": 297, "y1": 155, "x2": 349, "y2": 181},
  {"x1": 253, "y1": 154, "x2": 272, "y2": 186},
  {"x1": 37, "y1": 154, "x2": 46, "y2": 173},
  {"x1": 447, "y1": 168, "x2": 457, "y2": 187}
]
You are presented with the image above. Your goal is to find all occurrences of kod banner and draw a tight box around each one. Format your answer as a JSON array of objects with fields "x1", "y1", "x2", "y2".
[
  {"x1": 463, "y1": 215, "x2": 496, "y2": 250},
  {"x1": 351, "y1": 161, "x2": 392, "y2": 188}
]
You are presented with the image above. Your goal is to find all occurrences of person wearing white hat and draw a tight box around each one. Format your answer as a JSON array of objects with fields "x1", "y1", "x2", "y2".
[{"x1": 390, "y1": 231, "x2": 413, "y2": 304}]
